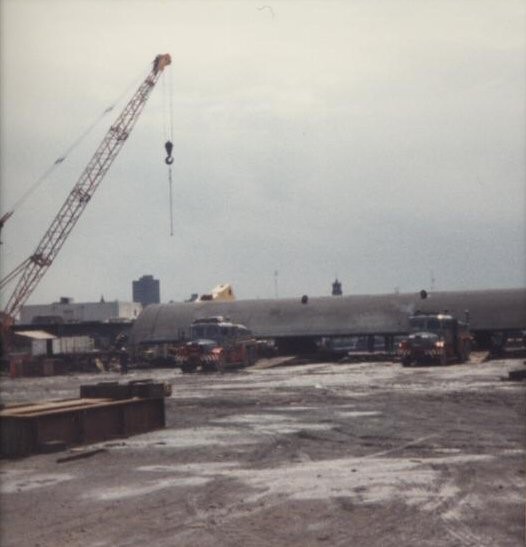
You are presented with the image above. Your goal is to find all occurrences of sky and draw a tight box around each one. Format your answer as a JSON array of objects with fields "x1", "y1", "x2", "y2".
[{"x1": 1, "y1": 0, "x2": 525, "y2": 307}]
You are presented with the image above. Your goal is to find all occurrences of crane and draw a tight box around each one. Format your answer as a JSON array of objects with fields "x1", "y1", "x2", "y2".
[{"x1": 0, "y1": 54, "x2": 171, "y2": 320}]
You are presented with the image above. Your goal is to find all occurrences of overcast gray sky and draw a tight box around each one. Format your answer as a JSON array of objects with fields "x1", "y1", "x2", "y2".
[{"x1": 1, "y1": 0, "x2": 525, "y2": 306}]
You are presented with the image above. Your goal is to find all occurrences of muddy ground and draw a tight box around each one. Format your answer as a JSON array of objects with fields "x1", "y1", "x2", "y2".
[{"x1": 1, "y1": 357, "x2": 525, "y2": 546}]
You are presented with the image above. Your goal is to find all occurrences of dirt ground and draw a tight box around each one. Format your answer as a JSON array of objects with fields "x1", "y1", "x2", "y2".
[{"x1": 1, "y1": 357, "x2": 525, "y2": 547}]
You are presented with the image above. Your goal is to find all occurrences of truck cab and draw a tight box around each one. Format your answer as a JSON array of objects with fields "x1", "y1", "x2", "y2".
[
  {"x1": 399, "y1": 313, "x2": 472, "y2": 366},
  {"x1": 175, "y1": 317, "x2": 257, "y2": 373}
]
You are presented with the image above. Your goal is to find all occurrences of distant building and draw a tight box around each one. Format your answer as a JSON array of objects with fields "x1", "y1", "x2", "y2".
[
  {"x1": 20, "y1": 297, "x2": 142, "y2": 325},
  {"x1": 132, "y1": 275, "x2": 160, "y2": 307},
  {"x1": 332, "y1": 279, "x2": 343, "y2": 296}
]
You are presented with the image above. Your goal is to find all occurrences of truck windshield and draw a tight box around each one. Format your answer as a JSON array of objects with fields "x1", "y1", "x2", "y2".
[
  {"x1": 191, "y1": 325, "x2": 219, "y2": 340},
  {"x1": 192, "y1": 325, "x2": 206, "y2": 338},
  {"x1": 410, "y1": 317, "x2": 441, "y2": 331}
]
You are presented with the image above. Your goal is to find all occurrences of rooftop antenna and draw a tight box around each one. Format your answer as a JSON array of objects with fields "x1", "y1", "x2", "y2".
[
  {"x1": 274, "y1": 270, "x2": 279, "y2": 299},
  {"x1": 332, "y1": 275, "x2": 342, "y2": 296}
]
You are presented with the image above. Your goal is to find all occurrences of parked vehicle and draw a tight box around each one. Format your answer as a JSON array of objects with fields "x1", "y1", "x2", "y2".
[
  {"x1": 173, "y1": 317, "x2": 257, "y2": 373},
  {"x1": 398, "y1": 312, "x2": 472, "y2": 366},
  {"x1": 319, "y1": 335, "x2": 391, "y2": 359}
]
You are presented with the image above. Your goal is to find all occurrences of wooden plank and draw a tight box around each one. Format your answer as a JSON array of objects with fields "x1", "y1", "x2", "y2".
[
  {"x1": 80, "y1": 383, "x2": 131, "y2": 400},
  {"x1": 2, "y1": 398, "x2": 141, "y2": 419},
  {"x1": 56, "y1": 448, "x2": 107, "y2": 463},
  {"x1": 0, "y1": 399, "x2": 80, "y2": 415},
  {"x1": 80, "y1": 381, "x2": 169, "y2": 400},
  {"x1": 0, "y1": 398, "x2": 112, "y2": 417}
]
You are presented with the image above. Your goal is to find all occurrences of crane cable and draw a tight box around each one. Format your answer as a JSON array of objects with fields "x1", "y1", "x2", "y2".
[
  {"x1": 1, "y1": 70, "x2": 146, "y2": 224},
  {"x1": 163, "y1": 67, "x2": 175, "y2": 236}
]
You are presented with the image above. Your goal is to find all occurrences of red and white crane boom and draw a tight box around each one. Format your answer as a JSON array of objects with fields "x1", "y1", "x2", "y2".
[{"x1": 0, "y1": 53, "x2": 171, "y2": 319}]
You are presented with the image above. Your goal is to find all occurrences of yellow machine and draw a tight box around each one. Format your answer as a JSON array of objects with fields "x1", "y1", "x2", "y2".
[{"x1": 198, "y1": 284, "x2": 236, "y2": 302}]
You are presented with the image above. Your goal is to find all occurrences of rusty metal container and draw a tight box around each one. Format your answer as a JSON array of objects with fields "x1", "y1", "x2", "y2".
[{"x1": 0, "y1": 382, "x2": 168, "y2": 458}]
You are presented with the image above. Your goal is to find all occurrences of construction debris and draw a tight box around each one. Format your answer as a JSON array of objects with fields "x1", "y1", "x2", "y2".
[{"x1": 56, "y1": 448, "x2": 107, "y2": 464}]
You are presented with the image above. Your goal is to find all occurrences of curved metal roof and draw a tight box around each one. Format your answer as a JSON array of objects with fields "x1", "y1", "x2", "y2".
[{"x1": 130, "y1": 288, "x2": 526, "y2": 345}]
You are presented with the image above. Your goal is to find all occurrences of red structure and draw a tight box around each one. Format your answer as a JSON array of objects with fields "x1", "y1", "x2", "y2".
[{"x1": 1, "y1": 54, "x2": 171, "y2": 319}]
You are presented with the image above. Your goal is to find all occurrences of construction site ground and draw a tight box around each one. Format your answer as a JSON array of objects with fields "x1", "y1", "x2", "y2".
[{"x1": 1, "y1": 356, "x2": 525, "y2": 546}]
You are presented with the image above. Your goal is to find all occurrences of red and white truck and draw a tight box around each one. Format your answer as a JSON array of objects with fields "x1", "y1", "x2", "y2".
[{"x1": 174, "y1": 317, "x2": 258, "y2": 373}]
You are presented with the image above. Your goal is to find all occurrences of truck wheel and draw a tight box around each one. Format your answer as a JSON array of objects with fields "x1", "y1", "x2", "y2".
[
  {"x1": 181, "y1": 362, "x2": 197, "y2": 373},
  {"x1": 216, "y1": 355, "x2": 225, "y2": 373},
  {"x1": 401, "y1": 358, "x2": 411, "y2": 367},
  {"x1": 461, "y1": 341, "x2": 472, "y2": 363},
  {"x1": 243, "y1": 348, "x2": 255, "y2": 368},
  {"x1": 250, "y1": 346, "x2": 258, "y2": 365},
  {"x1": 242, "y1": 349, "x2": 250, "y2": 368}
]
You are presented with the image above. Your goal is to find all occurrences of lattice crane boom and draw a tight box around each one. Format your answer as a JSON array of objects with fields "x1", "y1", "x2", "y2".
[{"x1": 1, "y1": 53, "x2": 171, "y2": 319}]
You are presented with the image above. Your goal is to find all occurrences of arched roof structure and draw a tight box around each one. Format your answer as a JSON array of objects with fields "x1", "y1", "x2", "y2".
[{"x1": 130, "y1": 288, "x2": 526, "y2": 345}]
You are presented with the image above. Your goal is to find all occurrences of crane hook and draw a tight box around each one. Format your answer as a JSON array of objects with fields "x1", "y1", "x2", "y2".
[{"x1": 164, "y1": 141, "x2": 174, "y2": 165}]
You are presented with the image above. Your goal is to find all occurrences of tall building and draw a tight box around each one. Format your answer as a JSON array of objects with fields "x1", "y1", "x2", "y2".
[{"x1": 132, "y1": 275, "x2": 160, "y2": 307}]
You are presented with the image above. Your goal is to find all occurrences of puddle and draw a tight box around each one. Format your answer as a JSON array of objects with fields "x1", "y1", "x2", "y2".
[
  {"x1": 120, "y1": 415, "x2": 334, "y2": 450},
  {"x1": 86, "y1": 476, "x2": 209, "y2": 501},
  {"x1": 106, "y1": 452, "x2": 500, "y2": 509},
  {"x1": 213, "y1": 413, "x2": 293, "y2": 424},
  {"x1": 112, "y1": 426, "x2": 262, "y2": 449},
  {"x1": 0, "y1": 472, "x2": 75, "y2": 494},
  {"x1": 335, "y1": 411, "x2": 381, "y2": 418},
  {"x1": 227, "y1": 452, "x2": 495, "y2": 506},
  {"x1": 137, "y1": 462, "x2": 238, "y2": 474}
]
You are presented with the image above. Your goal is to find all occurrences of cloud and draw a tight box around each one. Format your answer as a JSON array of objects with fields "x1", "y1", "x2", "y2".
[{"x1": 1, "y1": 0, "x2": 524, "y2": 307}]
